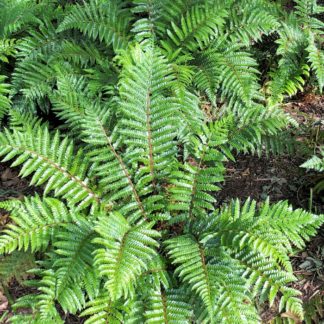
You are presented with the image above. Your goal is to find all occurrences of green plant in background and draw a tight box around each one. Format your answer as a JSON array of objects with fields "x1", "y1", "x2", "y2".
[
  {"x1": 301, "y1": 148, "x2": 324, "y2": 194},
  {"x1": 0, "y1": 0, "x2": 323, "y2": 323}
]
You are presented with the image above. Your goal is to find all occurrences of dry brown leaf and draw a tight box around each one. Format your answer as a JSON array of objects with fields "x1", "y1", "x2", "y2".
[{"x1": 0, "y1": 291, "x2": 8, "y2": 312}]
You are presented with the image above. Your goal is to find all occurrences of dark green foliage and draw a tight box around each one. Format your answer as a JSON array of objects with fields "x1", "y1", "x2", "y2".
[{"x1": 0, "y1": 0, "x2": 323, "y2": 323}]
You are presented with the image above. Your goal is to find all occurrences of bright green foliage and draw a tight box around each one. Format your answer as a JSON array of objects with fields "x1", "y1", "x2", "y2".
[
  {"x1": 301, "y1": 149, "x2": 324, "y2": 193},
  {"x1": 0, "y1": 76, "x2": 11, "y2": 120},
  {"x1": 0, "y1": 1, "x2": 323, "y2": 323}
]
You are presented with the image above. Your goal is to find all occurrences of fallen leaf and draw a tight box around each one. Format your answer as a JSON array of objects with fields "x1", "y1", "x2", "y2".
[{"x1": 0, "y1": 291, "x2": 8, "y2": 312}]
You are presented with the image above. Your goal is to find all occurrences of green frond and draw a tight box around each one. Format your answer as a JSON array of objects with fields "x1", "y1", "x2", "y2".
[
  {"x1": 137, "y1": 255, "x2": 170, "y2": 293},
  {"x1": 200, "y1": 198, "x2": 323, "y2": 319},
  {"x1": 0, "y1": 125, "x2": 101, "y2": 210},
  {"x1": 0, "y1": 196, "x2": 78, "y2": 253},
  {"x1": 163, "y1": 3, "x2": 227, "y2": 52},
  {"x1": 307, "y1": 32, "x2": 324, "y2": 91},
  {"x1": 9, "y1": 109, "x2": 45, "y2": 132},
  {"x1": 118, "y1": 46, "x2": 178, "y2": 184},
  {"x1": 226, "y1": 104, "x2": 293, "y2": 155},
  {"x1": 53, "y1": 219, "x2": 97, "y2": 299},
  {"x1": 301, "y1": 150, "x2": 324, "y2": 172},
  {"x1": 194, "y1": 261, "x2": 259, "y2": 323},
  {"x1": 81, "y1": 290, "x2": 125, "y2": 324},
  {"x1": 50, "y1": 75, "x2": 91, "y2": 134},
  {"x1": 165, "y1": 235, "x2": 216, "y2": 320},
  {"x1": 144, "y1": 288, "x2": 192, "y2": 323},
  {"x1": 0, "y1": 75, "x2": 11, "y2": 120},
  {"x1": 294, "y1": 0, "x2": 324, "y2": 31},
  {"x1": 0, "y1": 38, "x2": 17, "y2": 62},
  {"x1": 131, "y1": 0, "x2": 164, "y2": 43},
  {"x1": 81, "y1": 104, "x2": 147, "y2": 221},
  {"x1": 37, "y1": 269, "x2": 78, "y2": 320},
  {"x1": 12, "y1": 59, "x2": 57, "y2": 100},
  {"x1": 93, "y1": 212, "x2": 160, "y2": 300},
  {"x1": 168, "y1": 120, "x2": 228, "y2": 219},
  {"x1": 267, "y1": 15, "x2": 319, "y2": 103},
  {"x1": 15, "y1": 21, "x2": 62, "y2": 64},
  {"x1": 225, "y1": 0, "x2": 279, "y2": 45},
  {"x1": 0, "y1": 0, "x2": 38, "y2": 38},
  {"x1": 58, "y1": 39, "x2": 105, "y2": 67},
  {"x1": 198, "y1": 44, "x2": 260, "y2": 105},
  {"x1": 58, "y1": 0, "x2": 132, "y2": 51},
  {"x1": 11, "y1": 291, "x2": 62, "y2": 324}
]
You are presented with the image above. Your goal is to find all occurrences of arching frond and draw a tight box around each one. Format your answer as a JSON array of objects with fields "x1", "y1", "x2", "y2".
[{"x1": 0, "y1": 125, "x2": 101, "y2": 210}]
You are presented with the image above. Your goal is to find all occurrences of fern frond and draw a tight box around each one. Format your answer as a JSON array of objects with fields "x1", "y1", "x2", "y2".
[
  {"x1": 163, "y1": 3, "x2": 227, "y2": 52},
  {"x1": 225, "y1": 0, "x2": 279, "y2": 45},
  {"x1": 307, "y1": 32, "x2": 324, "y2": 91},
  {"x1": 0, "y1": 125, "x2": 102, "y2": 210},
  {"x1": 118, "y1": 47, "x2": 178, "y2": 184},
  {"x1": 81, "y1": 104, "x2": 148, "y2": 222},
  {"x1": 0, "y1": 75, "x2": 11, "y2": 120},
  {"x1": 268, "y1": 23, "x2": 309, "y2": 103},
  {"x1": 131, "y1": 0, "x2": 164, "y2": 44},
  {"x1": 201, "y1": 198, "x2": 323, "y2": 318},
  {"x1": 198, "y1": 44, "x2": 260, "y2": 105},
  {"x1": 168, "y1": 120, "x2": 227, "y2": 220},
  {"x1": 145, "y1": 288, "x2": 192, "y2": 323},
  {"x1": 165, "y1": 235, "x2": 216, "y2": 320},
  {"x1": 301, "y1": 150, "x2": 324, "y2": 172},
  {"x1": 53, "y1": 219, "x2": 97, "y2": 299},
  {"x1": 0, "y1": 38, "x2": 17, "y2": 62},
  {"x1": 81, "y1": 290, "x2": 125, "y2": 324},
  {"x1": 93, "y1": 212, "x2": 160, "y2": 300},
  {"x1": 58, "y1": 0, "x2": 132, "y2": 51},
  {"x1": 0, "y1": 196, "x2": 78, "y2": 253},
  {"x1": 0, "y1": 0, "x2": 38, "y2": 38}
]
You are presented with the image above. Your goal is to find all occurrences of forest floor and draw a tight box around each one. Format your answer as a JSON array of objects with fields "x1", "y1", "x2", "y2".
[{"x1": 0, "y1": 94, "x2": 323, "y2": 323}]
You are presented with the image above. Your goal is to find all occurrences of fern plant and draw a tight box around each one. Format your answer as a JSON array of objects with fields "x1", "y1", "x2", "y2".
[
  {"x1": 0, "y1": 0, "x2": 322, "y2": 115},
  {"x1": 0, "y1": 44, "x2": 322, "y2": 323},
  {"x1": 301, "y1": 148, "x2": 324, "y2": 193},
  {"x1": 0, "y1": 1, "x2": 323, "y2": 323}
]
